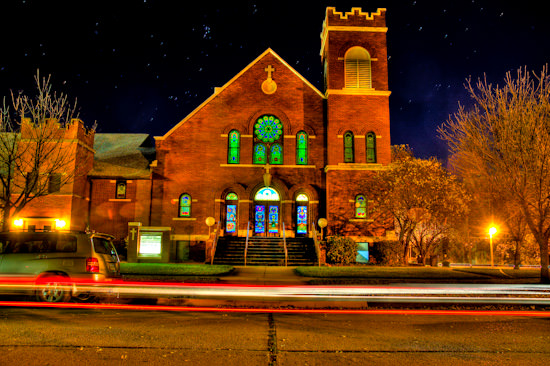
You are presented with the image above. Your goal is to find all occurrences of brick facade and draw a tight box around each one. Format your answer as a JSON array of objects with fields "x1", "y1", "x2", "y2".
[{"x1": 15, "y1": 7, "x2": 394, "y2": 258}]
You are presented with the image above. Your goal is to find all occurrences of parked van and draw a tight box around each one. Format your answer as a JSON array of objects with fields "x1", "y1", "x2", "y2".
[{"x1": 0, "y1": 231, "x2": 120, "y2": 302}]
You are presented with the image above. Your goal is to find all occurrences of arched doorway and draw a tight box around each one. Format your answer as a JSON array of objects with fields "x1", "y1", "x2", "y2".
[{"x1": 253, "y1": 187, "x2": 280, "y2": 236}]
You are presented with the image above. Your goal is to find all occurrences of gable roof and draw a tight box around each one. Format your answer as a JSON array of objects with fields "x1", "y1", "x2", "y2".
[
  {"x1": 157, "y1": 48, "x2": 325, "y2": 140},
  {"x1": 89, "y1": 133, "x2": 155, "y2": 179}
]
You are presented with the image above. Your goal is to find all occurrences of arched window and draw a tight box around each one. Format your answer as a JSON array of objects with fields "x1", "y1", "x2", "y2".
[
  {"x1": 366, "y1": 132, "x2": 376, "y2": 163},
  {"x1": 225, "y1": 192, "x2": 238, "y2": 233},
  {"x1": 179, "y1": 193, "x2": 191, "y2": 217},
  {"x1": 270, "y1": 143, "x2": 283, "y2": 164},
  {"x1": 253, "y1": 115, "x2": 283, "y2": 164},
  {"x1": 355, "y1": 195, "x2": 367, "y2": 218},
  {"x1": 228, "y1": 130, "x2": 240, "y2": 164},
  {"x1": 253, "y1": 143, "x2": 266, "y2": 164},
  {"x1": 296, "y1": 131, "x2": 308, "y2": 165},
  {"x1": 345, "y1": 47, "x2": 372, "y2": 89},
  {"x1": 344, "y1": 131, "x2": 354, "y2": 163},
  {"x1": 254, "y1": 187, "x2": 280, "y2": 201},
  {"x1": 296, "y1": 193, "x2": 309, "y2": 235}
]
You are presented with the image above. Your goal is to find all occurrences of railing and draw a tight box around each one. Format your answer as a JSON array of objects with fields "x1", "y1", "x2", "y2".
[
  {"x1": 244, "y1": 221, "x2": 250, "y2": 266},
  {"x1": 210, "y1": 221, "x2": 221, "y2": 265},
  {"x1": 312, "y1": 225, "x2": 321, "y2": 267},
  {"x1": 282, "y1": 222, "x2": 288, "y2": 267}
]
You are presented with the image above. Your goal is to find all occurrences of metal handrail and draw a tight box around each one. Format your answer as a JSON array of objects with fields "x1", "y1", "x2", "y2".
[
  {"x1": 312, "y1": 225, "x2": 321, "y2": 267},
  {"x1": 244, "y1": 221, "x2": 250, "y2": 266},
  {"x1": 210, "y1": 221, "x2": 221, "y2": 265},
  {"x1": 283, "y1": 222, "x2": 288, "y2": 267}
]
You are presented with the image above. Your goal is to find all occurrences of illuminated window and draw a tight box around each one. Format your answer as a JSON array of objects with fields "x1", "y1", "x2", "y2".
[
  {"x1": 253, "y1": 115, "x2": 283, "y2": 164},
  {"x1": 228, "y1": 130, "x2": 240, "y2": 164},
  {"x1": 270, "y1": 143, "x2": 283, "y2": 164},
  {"x1": 296, "y1": 131, "x2": 308, "y2": 165},
  {"x1": 345, "y1": 47, "x2": 372, "y2": 88},
  {"x1": 179, "y1": 193, "x2": 191, "y2": 217},
  {"x1": 116, "y1": 180, "x2": 127, "y2": 199},
  {"x1": 344, "y1": 131, "x2": 354, "y2": 163},
  {"x1": 366, "y1": 132, "x2": 376, "y2": 163},
  {"x1": 226, "y1": 192, "x2": 238, "y2": 200},
  {"x1": 296, "y1": 193, "x2": 308, "y2": 235},
  {"x1": 225, "y1": 193, "x2": 238, "y2": 233},
  {"x1": 355, "y1": 195, "x2": 367, "y2": 218},
  {"x1": 253, "y1": 143, "x2": 266, "y2": 164},
  {"x1": 254, "y1": 187, "x2": 280, "y2": 201}
]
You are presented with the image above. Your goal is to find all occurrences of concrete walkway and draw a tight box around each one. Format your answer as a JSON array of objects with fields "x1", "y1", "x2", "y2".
[{"x1": 219, "y1": 266, "x2": 310, "y2": 285}]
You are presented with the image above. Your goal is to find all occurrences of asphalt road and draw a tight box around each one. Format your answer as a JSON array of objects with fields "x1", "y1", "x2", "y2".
[{"x1": 0, "y1": 307, "x2": 549, "y2": 365}]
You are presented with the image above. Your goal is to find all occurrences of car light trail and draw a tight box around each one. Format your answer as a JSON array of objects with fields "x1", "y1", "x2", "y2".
[{"x1": 0, "y1": 300, "x2": 549, "y2": 317}]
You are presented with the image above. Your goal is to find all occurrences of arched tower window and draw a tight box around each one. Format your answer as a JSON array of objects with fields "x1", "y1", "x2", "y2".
[
  {"x1": 355, "y1": 195, "x2": 367, "y2": 218},
  {"x1": 366, "y1": 132, "x2": 376, "y2": 163},
  {"x1": 345, "y1": 47, "x2": 372, "y2": 89},
  {"x1": 179, "y1": 193, "x2": 191, "y2": 217},
  {"x1": 344, "y1": 131, "x2": 355, "y2": 163},
  {"x1": 227, "y1": 130, "x2": 240, "y2": 164},
  {"x1": 296, "y1": 131, "x2": 308, "y2": 165},
  {"x1": 253, "y1": 115, "x2": 283, "y2": 164}
]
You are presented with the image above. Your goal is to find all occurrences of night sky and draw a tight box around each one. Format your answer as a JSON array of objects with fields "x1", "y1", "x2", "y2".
[{"x1": 1, "y1": 1, "x2": 548, "y2": 160}]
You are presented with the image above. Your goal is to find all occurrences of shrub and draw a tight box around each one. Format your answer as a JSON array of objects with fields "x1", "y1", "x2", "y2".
[
  {"x1": 370, "y1": 240, "x2": 402, "y2": 266},
  {"x1": 325, "y1": 236, "x2": 357, "y2": 265}
]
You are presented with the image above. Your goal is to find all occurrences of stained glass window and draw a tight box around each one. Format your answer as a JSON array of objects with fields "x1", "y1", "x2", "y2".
[
  {"x1": 228, "y1": 130, "x2": 240, "y2": 164},
  {"x1": 270, "y1": 144, "x2": 283, "y2": 164},
  {"x1": 355, "y1": 194, "x2": 367, "y2": 219},
  {"x1": 254, "y1": 115, "x2": 283, "y2": 143},
  {"x1": 297, "y1": 206, "x2": 307, "y2": 234},
  {"x1": 226, "y1": 205, "x2": 237, "y2": 233},
  {"x1": 344, "y1": 131, "x2": 354, "y2": 163},
  {"x1": 366, "y1": 132, "x2": 376, "y2": 163},
  {"x1": 268, "y1": 206, "x2": 279, "y2": 233},
  {"x1": 254, "y1": 205, "x2": 265, "y2": 233},
  {"x1": 226, "y1": 192, "x2": 238, "y2": 200},
  {"x1": 116, "y1": 180, "x2": 127, "y2": 199},
  {"x1": 179, "y1": 193, "x2": 191, "y2": 217},
  {"x1": 254, "y1": 187, "x2": 280, "y2": 201},
  {"x1": 296, "y1": 131, "x2": 308, "y2": 165},
  {"x1": 253, "y1": 143, "x2": 266, "y2": 164},
  {"x1": 296, "y1": 193, "x2": 308, "y2": 202}
]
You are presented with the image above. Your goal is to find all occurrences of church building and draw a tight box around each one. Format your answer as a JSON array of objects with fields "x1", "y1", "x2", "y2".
[{"x1": 13, "y1": 7, "x2": 393, "y2": 264}]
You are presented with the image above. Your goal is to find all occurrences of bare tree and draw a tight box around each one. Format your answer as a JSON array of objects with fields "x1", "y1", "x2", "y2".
[
  {"x1": 439, "y1": 66, "x2": 550, "y2": 282},
  {"x1": 0, "y1": 72, "x2": 90, "y2": 231}
]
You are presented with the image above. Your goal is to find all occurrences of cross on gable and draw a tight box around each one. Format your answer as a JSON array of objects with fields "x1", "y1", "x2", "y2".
[{"x1": 265, "y1": 65, "x2": 275, "y2": 79}]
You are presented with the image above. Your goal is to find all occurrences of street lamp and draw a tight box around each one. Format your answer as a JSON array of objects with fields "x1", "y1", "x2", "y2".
[{"x1": 489, "y1": 226, "x2": 497, "y2": 267}]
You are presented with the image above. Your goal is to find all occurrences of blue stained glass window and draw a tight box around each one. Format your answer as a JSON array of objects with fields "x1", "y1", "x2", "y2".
[
  {"x1": 254, "y1": 115, "x2": 283, "y2": 143},
  {"x1": 255, "y1": 187, "x2": 280, "y2": 201},
  {"x1": 226, "y1": 204, "x2": 237, "y2": 233},
  {"x1": 255, "y1": 205, "x2": 265, "y2": 233},
  {"x1": 268, "y1": 206, "x2": 279, "y2": 233},
  {"x1": 297, "y1": 206, "x2": 307, "y2": 234}
]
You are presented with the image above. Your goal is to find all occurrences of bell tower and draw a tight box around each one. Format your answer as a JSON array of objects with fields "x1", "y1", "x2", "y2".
[{"x1": 321, "y1": 7, "x2": 391, "y2": 166}]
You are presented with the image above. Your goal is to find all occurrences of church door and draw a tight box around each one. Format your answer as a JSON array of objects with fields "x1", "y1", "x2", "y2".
[{"x1": 253, "y1": 187, "x2": 280, "y2": 237}]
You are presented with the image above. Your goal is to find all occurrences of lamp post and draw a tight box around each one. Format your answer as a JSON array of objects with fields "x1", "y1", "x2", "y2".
[{"x1": 489, "y1": 226, "x2": 497, "y2": 267}]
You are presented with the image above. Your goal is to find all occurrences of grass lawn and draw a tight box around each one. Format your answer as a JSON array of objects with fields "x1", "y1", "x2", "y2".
[
  {"x1": 295, "y1": 266, "x2": 541, "y2": 280},
  {"x1": 120, "y1": 263, "x2": 234, "y2": 276}
]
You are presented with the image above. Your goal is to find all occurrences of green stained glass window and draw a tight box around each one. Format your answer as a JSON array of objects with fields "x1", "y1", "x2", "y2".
[
  {"x1": 254, "y1": 115, "x2": 283, "y2": 143},
  {"x1": 366, "y1": 132, "x2": 376, "y2": 163},
  {"x1": 344, "y1": 131, "x2": 354, "y2": 163},
  {"x1": 179, "y1": 193, "x2": 191, "y2": 217},
  {"x1": 355, "y1": 194, "x2": 367, "y2": 218},
  {"x1": 226, "y1": 192, "x2": 238, "y2": 200},
  {"x1": 270, "y1": 143, "x2": 283, "y2": 164},
  {"x1": 296, "y1": 131, "x2": 308, "y2": 165},
  {"x1": 253, "y1": 143, "x2": 266, "y2": 164},
  {"x1": 228, "y1": 130, "x2": 240, "y2": 164}
]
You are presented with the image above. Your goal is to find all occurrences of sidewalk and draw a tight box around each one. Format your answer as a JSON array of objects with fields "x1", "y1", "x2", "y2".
[{"x1": 219, "y1": 266, "x2": 311, "y2": 285}]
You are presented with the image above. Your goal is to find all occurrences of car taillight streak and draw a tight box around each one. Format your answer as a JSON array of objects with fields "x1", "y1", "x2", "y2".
[{"x1": 86, "y1": 257, "x2": 99, "y2": 273}]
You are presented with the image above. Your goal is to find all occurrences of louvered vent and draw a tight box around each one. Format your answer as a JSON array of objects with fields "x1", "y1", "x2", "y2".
[{"x1": 344, "y1": 47, "x2": 372, "y2": 89}]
